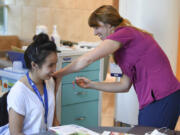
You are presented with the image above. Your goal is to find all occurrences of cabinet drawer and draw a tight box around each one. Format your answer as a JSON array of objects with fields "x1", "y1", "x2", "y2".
[
  {"x1": 61, "y1": 83, "x2": 99, "y2": 105},
  {"x1": 61, "y1": 101, "x2": 98, "y2": 127},
  {"x1": 62, "y1": 70, "x2": 99, "y2": 84},
  {"x1": 62, "y1": 60, "x2": 100, "y2": 72}
]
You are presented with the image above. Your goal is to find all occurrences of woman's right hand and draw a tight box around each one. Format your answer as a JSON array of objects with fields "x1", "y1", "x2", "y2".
[{"x1": 75, "y1": 77, "x2": 92, "y2": 89}]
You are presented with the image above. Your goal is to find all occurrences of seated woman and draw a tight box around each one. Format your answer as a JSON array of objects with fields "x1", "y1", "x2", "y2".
[{"x1": 0, "y1": 33, "x2": 60, "y2": 135}]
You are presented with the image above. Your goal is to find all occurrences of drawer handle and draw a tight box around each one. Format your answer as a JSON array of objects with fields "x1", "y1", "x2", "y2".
[
  {"x1": 75, "y1": 116, "x2": 86, "y2": 121},
  {"x1": 74, "y1": 92, "x2": 87, "y2": 95}
]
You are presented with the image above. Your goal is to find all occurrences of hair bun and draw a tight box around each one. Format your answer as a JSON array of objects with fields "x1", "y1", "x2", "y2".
[{"x1": 33, "y1": 33, "x2": 50, "y2": 45}]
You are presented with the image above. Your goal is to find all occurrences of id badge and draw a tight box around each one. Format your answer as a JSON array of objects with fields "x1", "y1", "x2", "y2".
[
  {"x1": 40, "y1": 122, "x2": 47, "y2": 133},
  {"x1": 110, "y1": 63, "x2": 123, "y2": 77}
]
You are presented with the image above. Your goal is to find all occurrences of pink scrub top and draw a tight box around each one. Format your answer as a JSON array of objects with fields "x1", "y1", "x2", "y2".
[{"x1": 106, "y1": 26, "x2": 180, "y2": 109}]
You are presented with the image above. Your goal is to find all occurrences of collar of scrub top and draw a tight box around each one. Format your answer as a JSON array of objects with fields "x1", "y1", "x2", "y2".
[{"x1": 26, "y1": 72, "x2": 48, "y2": 125}]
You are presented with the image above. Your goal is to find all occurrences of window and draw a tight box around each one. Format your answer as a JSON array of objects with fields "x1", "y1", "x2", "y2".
[{"x1": 0, "y1": 0, "x2": 7, "y2": 35}]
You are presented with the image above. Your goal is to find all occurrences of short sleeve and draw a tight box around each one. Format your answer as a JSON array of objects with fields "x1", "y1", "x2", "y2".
[
  {"x1": 106, "y1": 27, "x2": 134, "y2": 47},
  {"x1": 45, "y1": 77, "x2": 55, "y2": 93},
  {"x1": 7, "y1": 82, "x2": 26, "y2": 116}
]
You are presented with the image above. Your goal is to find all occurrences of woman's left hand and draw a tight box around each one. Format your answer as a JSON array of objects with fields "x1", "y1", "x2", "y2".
[{"x1": 75, "y1": 77, "x2": 92, "y2": 89}]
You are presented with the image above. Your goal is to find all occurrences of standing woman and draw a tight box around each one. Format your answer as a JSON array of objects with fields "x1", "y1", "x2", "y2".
[
  {"x1": 54, "y1": 5, "x2": 180, "y2": 130},
  {"x1": 1, "y1": 33, "x2": 59, "y2": 135}
]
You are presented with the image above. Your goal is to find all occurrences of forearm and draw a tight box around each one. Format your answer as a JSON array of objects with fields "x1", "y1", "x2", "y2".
[
  {"x1": 75, "y1": 74, "x2": 132, "y2": 92},
  {"x1": 89, "y1": 81, "x2": 131, "y2": 93},
  {"x1": 58, "y1": 56, "x2": 92, "y2": 77}
]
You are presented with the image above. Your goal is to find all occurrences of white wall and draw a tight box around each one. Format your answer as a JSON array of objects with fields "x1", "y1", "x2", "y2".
[
  {"x1": 115, "y1": 0, "x2": 180, "y2": 125},
  {"x1": 119, "y1": 0, "x2": 180, "y2": 73},
  {"x1": 115, "y1": 85, "x2": 139, "y2": 125}
]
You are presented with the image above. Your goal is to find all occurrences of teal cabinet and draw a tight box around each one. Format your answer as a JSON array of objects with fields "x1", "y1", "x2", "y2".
[
  {"x1": 61, "y1": 83, "x2": 99, "y2": 106},
  {"x1": 60, "y1": 59, "x2": 102, "y2": 127},
  {"x1": 61, "y1": 101, "x2": 98, "y2": 127}
]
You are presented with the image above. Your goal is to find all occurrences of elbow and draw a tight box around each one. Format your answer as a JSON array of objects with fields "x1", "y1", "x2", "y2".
[
  {"x1": 123, "y1": 82, "x2": 132, "y2": 92},
  {"x1": 120, "y1": 74, "x2": 132, "y2": 92},
  {"x1": 126, "y1": 83, "x2": 132, "y2": 91},
  {"x1": 76, "y1": 57, "x2": 93, "y2": 70},
  {"x1": 124, "y1": 88, "x2": 130, "y2": 92},
  {"x1": 119, "y1": 81, "x2": 132, "y2": 93}
]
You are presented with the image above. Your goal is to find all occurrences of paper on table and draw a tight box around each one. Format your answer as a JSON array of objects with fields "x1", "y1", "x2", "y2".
[{"x1": 49, "y1": 124, "x2": 100, "y2": 135}]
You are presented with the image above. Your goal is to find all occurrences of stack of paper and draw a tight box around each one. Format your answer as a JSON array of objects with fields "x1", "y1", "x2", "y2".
[{"x1": 49, "y1": 124, "x2": 100, "y2": 135}]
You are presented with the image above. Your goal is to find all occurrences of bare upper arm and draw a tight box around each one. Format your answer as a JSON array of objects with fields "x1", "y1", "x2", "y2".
[
  {"x1": 9, "y1": 108, "x2": 24, "y2": 135},
  {"x1": 81, "y1": 39, "x2": 122, "y2": 64}
]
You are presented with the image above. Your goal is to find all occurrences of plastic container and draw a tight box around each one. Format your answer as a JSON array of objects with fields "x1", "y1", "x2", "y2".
[
  {"x1": 0, "y1": 68, "x2": 27, "y2": 92},
  {"x1": 13, "y1": 61, "x2": 23, "y2": 71},
  {"x1": 51, "y1": 25, "x2": 61, "y2": 49},
  {"x1": 7, "y1": 51, "x2": 26, "y2": 68}
]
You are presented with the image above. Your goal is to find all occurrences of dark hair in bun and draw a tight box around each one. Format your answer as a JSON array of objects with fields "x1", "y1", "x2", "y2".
[{"x1": 24, "y1": 33, "x2": 58, "y2": 69}]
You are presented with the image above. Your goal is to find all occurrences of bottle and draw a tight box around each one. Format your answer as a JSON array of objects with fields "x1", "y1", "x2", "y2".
[{"x1": 51, "y1": 25, "x2": 61, "y2": 49}]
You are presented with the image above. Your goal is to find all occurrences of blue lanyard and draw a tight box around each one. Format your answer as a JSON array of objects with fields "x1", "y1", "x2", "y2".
[{"x1": 26, "y1": 72, "x2": 48, "y2": 124}]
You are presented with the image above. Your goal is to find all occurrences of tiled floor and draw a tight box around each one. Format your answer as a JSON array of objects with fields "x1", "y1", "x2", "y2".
[{"x1": 101, "y1": 73, "x2": 116, "y2": 127}]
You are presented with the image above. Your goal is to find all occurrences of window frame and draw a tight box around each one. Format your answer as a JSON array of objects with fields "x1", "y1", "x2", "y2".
[{"x1": 0, "y1": 3, "x2": 8, "y2": 35}]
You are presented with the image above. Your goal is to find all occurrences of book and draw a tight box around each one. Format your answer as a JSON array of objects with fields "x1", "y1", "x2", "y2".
[{"x1": 49, "y1": 124, "x2": 100, "y2": 135}]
